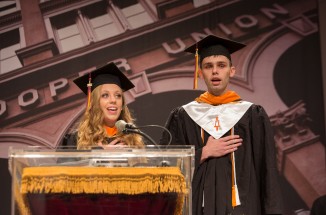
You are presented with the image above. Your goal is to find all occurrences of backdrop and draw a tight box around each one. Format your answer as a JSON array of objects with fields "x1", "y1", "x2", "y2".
[{"x1": 0, "y1": 0, "x2": 325, "y2": 214}]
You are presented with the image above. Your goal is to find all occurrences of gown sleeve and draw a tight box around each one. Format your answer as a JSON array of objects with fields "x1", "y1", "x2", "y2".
[
  {"x1": 56, "y1": 132, "x2": 78, "y2": 163},
  {"x1": 160, "y1": 107, "x2": 186, "y2": 145},
  {"x1": 251, "y1": 105, "x2": 283, "y2": 214},
  {"x1": 60, "y1": 132, "x2": 78, "y2": 149},
  {"x1": 160, "y1": 107, "x2": 204, "y2": 173}
]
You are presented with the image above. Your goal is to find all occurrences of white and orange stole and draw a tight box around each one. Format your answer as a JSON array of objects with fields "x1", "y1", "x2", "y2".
[{"x1": 183, "y1": 97, "x2": 252, "y2": 208}]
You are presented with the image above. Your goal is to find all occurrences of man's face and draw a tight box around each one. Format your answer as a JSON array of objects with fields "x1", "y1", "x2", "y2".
[{"x1": 200, "y1": 55, "x2": 235, "y2": 96}]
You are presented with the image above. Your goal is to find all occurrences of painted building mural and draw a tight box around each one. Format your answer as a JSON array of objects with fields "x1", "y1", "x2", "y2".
[{"x1": 0, "y1": 0, "x2": 325, "y2": 214}]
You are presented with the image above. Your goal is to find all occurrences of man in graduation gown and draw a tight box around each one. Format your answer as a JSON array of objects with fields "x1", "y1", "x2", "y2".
[{"x1": 160, "y1": 35, "x2": 283, "y2": 215}]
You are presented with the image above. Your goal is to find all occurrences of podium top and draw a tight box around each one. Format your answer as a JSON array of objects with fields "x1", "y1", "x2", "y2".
[
  {"x1": 9, "y1": 145, "x2": 195, "y2": 158},
  {"x1": 8, "y1": 145, "x2": 195, "y2": 171}
]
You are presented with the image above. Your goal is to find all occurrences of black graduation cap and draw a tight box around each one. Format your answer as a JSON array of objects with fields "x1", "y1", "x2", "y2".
[
  {"x1": 184, "y1": 35, "x2": 246, "y2": 62},
  {"x1": 184, "y1": 35, "x2": 246, "y2": 89},
  {"x1": 73, "y1": 62, "x2": 135, "y2": 95}
]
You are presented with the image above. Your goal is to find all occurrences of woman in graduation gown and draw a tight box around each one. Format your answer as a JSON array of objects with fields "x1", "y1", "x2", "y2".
[{"x1": 53, "y1": 63, "x2": 180, "y2": 215}]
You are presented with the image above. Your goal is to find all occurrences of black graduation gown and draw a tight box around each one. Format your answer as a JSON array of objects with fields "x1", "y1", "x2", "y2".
[
  {"x1": 160, "y1": 104, "x2": 283, "y2": 215},
  {"x1": 60, "y1": 132, "x2": 78, "y2": 149},
  {"x1": 59, "y1": 132, "x2": 116, "y2": 149},
  {"x1": 311, "y1": 195, "x2": 326, "y2": 215},
  {"x1": 56, "y1": 132, "x2": 109, "y2": 163}
]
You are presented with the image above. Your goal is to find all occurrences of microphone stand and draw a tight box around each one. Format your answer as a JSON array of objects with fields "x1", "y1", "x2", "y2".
[
  {"x1": 123, "y1": 128, "x2": 158, "y2": 147},
  {"x1": 136, "y1": 125, "x2": 172, "y2": 146},
  {"x1": 122, "y1": 128, "x2": 170, "y2": 167}
]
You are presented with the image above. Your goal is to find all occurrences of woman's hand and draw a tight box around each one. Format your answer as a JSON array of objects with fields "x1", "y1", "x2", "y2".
[
  {"x1": 108, "y1": 138, "x2": 125, "y2": 146},
  {"x1": 98, "y1": 138, "x2": 127, "y2": 149},
  {"x1": 201, "y1": 135, "x2": 242, "y2": 163}
]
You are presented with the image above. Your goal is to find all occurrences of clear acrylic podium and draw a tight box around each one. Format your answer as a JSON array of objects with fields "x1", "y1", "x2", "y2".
[{"x1": 8, "y1": 145, "x2": 194, "y2": 215}]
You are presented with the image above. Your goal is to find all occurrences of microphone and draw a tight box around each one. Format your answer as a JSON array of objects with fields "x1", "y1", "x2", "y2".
[{"x1": 115, "y1": 120, "x2": 137, "y2": 132}]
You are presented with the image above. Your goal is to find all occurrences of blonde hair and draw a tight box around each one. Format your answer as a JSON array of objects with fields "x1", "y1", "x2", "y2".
[{"x1": 76, "y1": 85, "x2": 143, "y2": 149}]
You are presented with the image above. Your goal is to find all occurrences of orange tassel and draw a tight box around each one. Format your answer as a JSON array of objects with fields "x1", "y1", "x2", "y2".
[
  {"x1": 193, "y1": 45, "x2": 199, "y2": 89},
  {"x1": 231, "y1": 127, "x2": 241, "y2": 208},
  {"x1": 87, "y1": 73, "x2": 92, "y2": 110},
  {"x1": 201, "y1": 128, "x2": 204, "y2": 144}
]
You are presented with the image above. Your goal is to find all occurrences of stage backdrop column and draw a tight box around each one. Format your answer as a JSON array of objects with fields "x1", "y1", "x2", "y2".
[{"x1": 16, "y1": 0, "x2": 59, "y2": 66}]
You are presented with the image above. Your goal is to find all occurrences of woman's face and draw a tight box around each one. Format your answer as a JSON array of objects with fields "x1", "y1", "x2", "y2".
[{"x1": 99, "y1": 84, "x2": 123, "y2": 127}]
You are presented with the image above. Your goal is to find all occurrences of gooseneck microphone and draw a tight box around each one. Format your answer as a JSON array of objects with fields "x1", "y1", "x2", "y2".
[
  {"x1": 115, "y1": 120, "x2": 173, "y2": 167},
  {"x1": 115, "y1": 120, "x2": 157, "y2": 146},
  {"x1": 115, "y1": 120, "x2": 172, "y2": 146}
]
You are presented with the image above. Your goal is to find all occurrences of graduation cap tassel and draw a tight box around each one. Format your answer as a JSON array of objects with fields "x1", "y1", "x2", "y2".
[
  {"x1": 193, "y1": 45, "x2": 199, "y2": 89},
  {"x1": 231, "y1": 127, "x2": 241, "y2": 208},
  {"x1": 87, "y1": 73, "x2": 92, "y2": 110}
]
